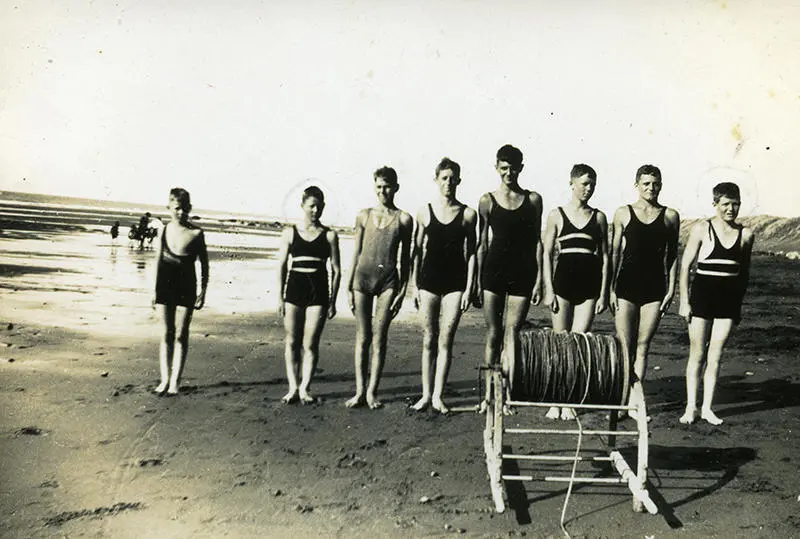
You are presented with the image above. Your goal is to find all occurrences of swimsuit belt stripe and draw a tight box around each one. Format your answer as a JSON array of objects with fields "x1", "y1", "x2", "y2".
[
  {"x1": 558, "y1": 247, "x2": 596, "y2": 255},
  {"x1": 292, "y1": 256, "x2": 323, "y2": 263},
  {"x1": 696, "y1": 269, "x2": 739, "y2": 277},
  {"x1": 290, "y1": 267, "x2": 321, "y2": 274},
  {"x1": 559, "y1": 232, "x2": 594, "y2": 242},
  {"x1": 700, "y1": 258, "x2": 739, "y2": 265}
]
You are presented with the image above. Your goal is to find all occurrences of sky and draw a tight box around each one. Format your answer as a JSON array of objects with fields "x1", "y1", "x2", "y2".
[{"x1": 1, "y1": 0, "x2": 798, "y2": 224}]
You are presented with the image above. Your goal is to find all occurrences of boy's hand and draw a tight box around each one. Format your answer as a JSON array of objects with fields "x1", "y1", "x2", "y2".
[
  {"x1": 595, "y1": 296, "x2": 608, "y2": 315},
  {"x1": 530, "y1": 283, "x2": 542, "y2": 306},
  {"x1": 347, "y1": 290, "x2": 355, "y2": 314},
  {"x1": 413, "y1": 289, "x2": 420, "y2": 311},
  {"x1": 195, "y1": 290, "x2": 206, "y2": 310},
  {"x1": 327, "y1": 303, "x2": 337, "y2": 320},
  {"x1": 460, "y1": 291, "x2": 470, "y2": 313},
  {"x1": 549, "y1": 296, "x2": 559, "y2": 314},
  {"x1": 277, "y1": 299, "x2": 285, "y2": 317},
  {"x1": 609, "y1": 291, "x2": 618, "y2": 314},
  {"x1": 678, "y1": 301, "x2": 691, "y2": 322}
]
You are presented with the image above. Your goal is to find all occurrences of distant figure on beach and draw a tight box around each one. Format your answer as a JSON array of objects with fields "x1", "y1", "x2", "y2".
[
  {"x1": 276, "y1": 186, "x2": 342, "y2": 404},
  {"x1": 541, "y1": 164, "x2": 610, "y2": 420},
  {"x1": 110, "y1": 221, "x2": 120, "y2": 243},
  {"x1": 345, "y1": 166, "x2": 413, "y2": 409},
  {"x1": 610, "y1": 165, "x2": 680, "y2": 419},
  {"x1": 476, "y1": 144, "x2": 543, "y2": 414},
  {"x1": 410, "y1": 158, "x2": 477, "y2": 414},
  {"x1": 153, "y1": 188, "x2": 209, "y2": 396},
  {"x1": 679, "y1": 182, "x2": 754, "y2": 426},
  {"x1": 137, "y1": 212, "x2": 152, "y2": 250}
]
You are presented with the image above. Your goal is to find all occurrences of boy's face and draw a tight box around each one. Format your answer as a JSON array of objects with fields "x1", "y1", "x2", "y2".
[
  {"x1": 570, "y1": 174, "x2": 595, "y2": 202},
  {"x1": 635, "y1": 174, "x2": 661, "y2": 202},
  {"x1": 302, "y1": 196, "x2": 324, "y2": 222},
  {"x1": 496, "y1": 160, "x2": 522, "y2": 185},
  {"x1": 374, "y1": 176, "x2": 398, "y2": 205},
  {"x1": 167, "y1": 196, "x2": 189, "y2": 221},
  {"x1": 714, "y1": 195, "x2": 741, "y2": 222},
  {"x1": 435, "y1": 168, "x2": 460, "y2": 198}
]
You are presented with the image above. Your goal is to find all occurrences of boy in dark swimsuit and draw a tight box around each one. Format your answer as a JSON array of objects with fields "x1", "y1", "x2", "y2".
[
  {"x1": 276, "y1": 186, "x2": 342, "y2": 404},
  {"x1": 410, "y1": 157, "x2": 477, "y2": 414},
  {"x1": 346, "y1": 167, "x2": 413, "y2": 409},
  {"x1": 679, "y1": 182, "x2": 754, "y2": 425},
  {"x1": 476, "y1": 144, "x2": 543, "y2": 414},
  {"x1": 610, "y1": 165, "x2": 680, "y2": 419},
  {"x1": 542, "y1": 164, "x2": 610, "y2": 420},
  {"x1": 153, "y1": 188, "x2": 209, "y2": 396}
]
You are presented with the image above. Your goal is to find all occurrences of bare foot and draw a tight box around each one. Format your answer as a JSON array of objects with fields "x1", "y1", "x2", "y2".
[
  {"x1": 701, "y1": 408, "x2": 723, "y2": 426},
  {"x1": 545, "y1": 407, "x2": 560, "y2": 420},
  {"x1": 411, "y1": 397, "x2": 430, "y2": 411},
  {"x1": 627, "y1": 409, "x2": 651, "y2": 423},
  {"x1": 167, "y1": 386, "x2": 180, "y2": 396},
  {"x1": 502, "y1": 404, "x2": 515, "y2": 416},
  {"x1": 431, "y1": 399, "x2": 450, "y2": 415},
  {"x1": 478, "y1": 400, "x2": 489, "y2": 414},
  {"x1": 154, "y1": 382, "x2": 168, "y2": 395},
  {"x1": 366, "y1": 394, "x2": 383, "y2": 410},
  {"x1": 345, "y1": 394, "x2": 364, "y2": 408},
  {"x1": 281, "y1": 391, "x2": 298, "y2": 404},
  {"x1": 299, "y1": 393, "x2": 316, "y2": 405},
  {"x1": 560, "y1": 407, "x2": 576, "y2": 421},
  {"x1": 679, "y1": 408, "x2": 696, "y2": 424}
]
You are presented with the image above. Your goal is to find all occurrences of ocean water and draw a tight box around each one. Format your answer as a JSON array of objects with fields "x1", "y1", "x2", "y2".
[{"x1": 0, "y1": 226, "x2": 428, "y2": 337}]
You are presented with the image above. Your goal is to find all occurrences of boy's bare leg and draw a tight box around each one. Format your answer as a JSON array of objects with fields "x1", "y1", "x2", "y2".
[
  {"x1": 282, "y1": 304, "x2": 305, "y2": 403},
  {"x1": 558, "y1": 298, "x2": 597, "y2": 420},
  {"x1": 481, "y1": 291, "x2": 505, "y2": 413},
  {"x1": 298, "y1": 305, "x2": 326, "y2": 403},
  {"x1": 365, "y1": 288, "x2": 395, "y2": 409},
  {"x1": 551, "y1": 295, "x2": 573, "y2": 332},
  {"x1": 156, "y1": 305, "x2": 176, "y2": 393},
  {"x1": 700, "y1": 319, "x2": 735, "y2": 425},
  {"x1": 503, "y1": 295, "x2": 531, "y2": 415},
  {"x1": 413, "y1": 290, "x2": 441, "y2": 411},
  {"x1": 346, "y1": 292, "x2": 373, "y2": 408},
  {"x1": 681, "y1": 317, "x2": 712, "y2": 424},
  {"x1": 168, "y1": 306, "x2": 194, "y2": 395},
  {"x1": 431, "y1": 291, "x2": 463, "y2": 414}
]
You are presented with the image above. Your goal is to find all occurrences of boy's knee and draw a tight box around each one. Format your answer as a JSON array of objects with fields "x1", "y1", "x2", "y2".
[
  {"x1": 176, "y1": 332, "x2": 189, "y2": 346},
  {"x1": 422, "y1": 331, "x2": 438, "y2": 349},
  {"x1": 163, "y1": 328, "x2": 176, "y2": 342}
]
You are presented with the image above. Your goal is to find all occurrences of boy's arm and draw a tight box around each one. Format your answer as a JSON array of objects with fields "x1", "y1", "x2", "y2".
[
  {"x1": 739, "y1": 227, "x2": 755, "y2": 300},
  {"x1": 662, "y1": 208, "x2": 681, "y2": 314},
  {"x1": 152, "y1": 226, "x2": 165, "y2": 308},
  {"x1": 609, "y1": 206, "x2": 628, "y2": 313},
  {"x1": 462, "y1": 207, "x2": 478, "y2": 312},
  {"x1": 390, "y1": 211, "x2": 414, "y2": 318},
  {"x1": 596, "y1": 211, "x2": 610, "y2": 315},
  {"x1": 347, "y1": 211, "x2": 366, "y2": 313},
  {"x1": 530, "y1": 191, "x2": 544, "y2": 305},
  {"x1": 678, "y1": 222, "x2": 704, "y2": 321},
  {"x1": 411, "y1": 207, "x2": 427, "y2": 309},
  {"x1": 327, "y1": 230, "x2": 342, "y2": 319},
  {"x1": 474, "y1": 193, "x2": 492, "y2": 307},
  {"x1": 541, "y1": 208, "x2": 559, "y2": 311},
  {"x1": 195, "y1": 230, "x2": 209, "y2": 310},
  {"x1": 275, "y1": 227, "x2": 292, "y2": 317}
]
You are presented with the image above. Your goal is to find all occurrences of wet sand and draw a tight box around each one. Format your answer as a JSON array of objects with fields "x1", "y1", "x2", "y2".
[{"x1": 2, "y1": 226, "x2": 800, "y2": 538}]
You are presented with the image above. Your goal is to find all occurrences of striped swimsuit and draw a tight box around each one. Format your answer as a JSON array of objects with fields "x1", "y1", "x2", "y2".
[
  {"x1": 689, "y1": 221, "x2": 745, "y2": 323},
  {"x1": 284, "y1": 226, "x2": 330, "y2": 308},
  {"x1": 553, "y1": 207, "x2": 603, "y2": 303}
]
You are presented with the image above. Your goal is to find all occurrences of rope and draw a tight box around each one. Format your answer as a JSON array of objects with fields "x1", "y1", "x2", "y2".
[
  {"x1": 560, "y1": 414, "x2": 583, "y2": 539},
  {"x1": 513, "y1": 328, "x2": 626, "y2": 406}
]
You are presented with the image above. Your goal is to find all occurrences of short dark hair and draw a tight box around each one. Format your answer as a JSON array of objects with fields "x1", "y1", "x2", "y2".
[
  {"x1": 302, "y1": 185, "x2": 325, "y2": 204},
  {"x1": 570, "y1": 164, "x2": 596, "y2": 181},
  {"x1": 635, "y1": 165, "x2": 661, "y2": 183},
  {"x1": 169, "y1": 188, "x2": 192, "y2": 211},
  {"x1": 712, "y1": 182, "x2": 740, "y2": 203},
  {"x1": 435, "y1": 157, "x2": 461, "y2": 179},
  {"x1": 374, "y1": 166, "x2": 398, "y2": 186},
  {"x1": 496, "y1": 144, "x2": 524, "y2": 169}
]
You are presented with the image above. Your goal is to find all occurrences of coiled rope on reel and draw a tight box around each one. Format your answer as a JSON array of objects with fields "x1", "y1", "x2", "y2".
[{"x1": 513, "y1": 328, "x2": 630, "y2": 406}]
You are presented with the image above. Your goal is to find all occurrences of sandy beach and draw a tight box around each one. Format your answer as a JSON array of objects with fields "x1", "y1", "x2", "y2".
[{"x1": 2, "y1": 217, "x2": 800, "y2": 538}]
